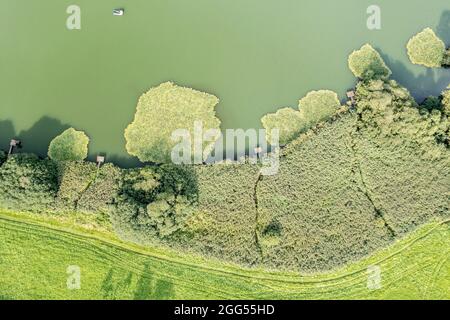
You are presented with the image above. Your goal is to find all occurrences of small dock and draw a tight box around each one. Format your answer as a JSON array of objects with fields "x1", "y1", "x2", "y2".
[{"x1": 346, "y1": 90, "x2": 356, "y2": 106}]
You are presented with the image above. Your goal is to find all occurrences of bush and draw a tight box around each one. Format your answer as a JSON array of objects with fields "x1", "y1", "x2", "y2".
[
  {"x1": 48, "y1": 128, "x2": 89, "y2": 162},
  {"x1": 348, "y1": 44, "x2": 391, "y2": 79},
  {"x1": 0, "y1": 154, "x2": 58, "y2": 212},
  {"x1": 407, "y1": 28, "x2": 446, "y2": 68},
  {"x1": 124, "y1": 82, "x2": 221, "y2": 163},
  {"x1": 261, "y1": 107, "x2": 306, "y2": 145}
]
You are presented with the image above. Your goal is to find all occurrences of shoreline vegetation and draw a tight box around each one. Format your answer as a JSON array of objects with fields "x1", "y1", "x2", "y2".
[{"x1": 0, "y1": 27, "x2": 449, "y2": 298}]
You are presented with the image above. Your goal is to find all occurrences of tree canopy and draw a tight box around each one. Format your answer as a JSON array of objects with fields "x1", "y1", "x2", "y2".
[
  {"x1": 48, "y1": 128, "x2": 89, "y2": 162},
  {"x1": 348, "y1": 44, "x2": 392, "y2": 79},
  {"x1": 407, "y1": 28, "x2": 446, "y2": 68},
  {"x1": 124, "y1": 82, "x2": 221, "y2": 164}
]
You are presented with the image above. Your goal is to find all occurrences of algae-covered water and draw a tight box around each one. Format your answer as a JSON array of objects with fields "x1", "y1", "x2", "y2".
[{"x1": 0, "y1": 0, "x2": 449, "y2": 166}]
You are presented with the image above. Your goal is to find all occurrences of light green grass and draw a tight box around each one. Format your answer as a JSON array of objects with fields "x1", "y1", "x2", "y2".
[{"x1": 0, "y1": 210, "x2": 448, "y2": 300}]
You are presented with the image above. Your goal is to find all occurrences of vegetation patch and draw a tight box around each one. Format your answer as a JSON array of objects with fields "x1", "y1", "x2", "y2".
[
  {"x1": 407, "y1": 28, "x2": 446, "y2": 68},
  {"x1": 124, "y1": 82, "x2": 221, "y2": 164},
  {"x1": 0, "y1": 154, "x2": 58, "y2": 212},
  {"x1": 256, "y1": 77, "x2": 449, "y2": 272},
  {"x1": 348, "y1": 44, "x2": 392, "y2": 79},
  {"x1": 48, "y1": 128, "x2": 89, "y2": 162}
]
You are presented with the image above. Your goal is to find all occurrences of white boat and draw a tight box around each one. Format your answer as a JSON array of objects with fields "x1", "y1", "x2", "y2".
[{"x1": 113, "y1": 9, "x2": 124, "y2": 16}]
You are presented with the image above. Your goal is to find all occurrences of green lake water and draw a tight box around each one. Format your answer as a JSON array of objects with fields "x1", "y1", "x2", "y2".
[{"x1": 0, "y1": 0, "x2": 449, "y2": 166}]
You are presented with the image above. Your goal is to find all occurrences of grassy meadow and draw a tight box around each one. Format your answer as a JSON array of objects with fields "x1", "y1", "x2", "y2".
[{"x1": 0, "y1": 210, "x2": 448, "y2": 300}]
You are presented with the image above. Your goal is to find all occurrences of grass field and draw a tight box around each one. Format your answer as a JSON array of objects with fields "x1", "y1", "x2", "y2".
[{"x1": 0, "y1": 210, "x2": 448, "y2": 300}]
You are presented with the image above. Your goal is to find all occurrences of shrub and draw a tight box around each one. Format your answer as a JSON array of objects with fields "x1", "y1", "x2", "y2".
[
  {"x1": 298, "y1": 90, "x2": 341, "y2": 125},
  {"x1": 124, "y1": 82, "x2": 221, "y2": 163},
  {"x1": 348, "y1": 44, "x2": 391, "y2": 79},
  {"x1": 406, "y1": 28, "x2": 446, "y2": 68},
  {"x1": 0, "y1": 154, "x2": 58, "y2": 212},
  {"x1": 48, "y1": 128, "x2": 89, "y2": 162},
  {"x1": 261, "y1": 107, "x2": 306, "y2": 145}
]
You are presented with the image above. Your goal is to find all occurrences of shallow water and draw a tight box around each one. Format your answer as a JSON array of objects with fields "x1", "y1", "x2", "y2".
[{"x1": 0, "y1": 0, "x2": 449, "y2": 166}]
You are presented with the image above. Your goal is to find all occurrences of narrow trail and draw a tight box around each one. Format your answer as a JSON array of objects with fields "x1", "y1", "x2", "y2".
[
  {"x1": 253, "y1": 172, "x2": 264, "y2": 260},
  {"x1": 347, "y1": 124, "x2": 397, "y2": 238},
  {"x1": 73, "y1": 170, "x2": 99, "y2": 210}
]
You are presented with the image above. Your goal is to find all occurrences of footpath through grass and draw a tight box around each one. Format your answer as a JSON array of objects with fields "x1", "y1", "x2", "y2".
[{"x1": 0, "y1": 210, "x2": 448, "y2": 300}]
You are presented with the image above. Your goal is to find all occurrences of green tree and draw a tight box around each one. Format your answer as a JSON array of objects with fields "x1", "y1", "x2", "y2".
[
  {"x1": 406, "y1": 28, "x2": 446, "y2": 68},
  {"x1": 48, "y1": 128, "x2": 89, "y2": 161},
  {"x1": 348, "y1": 44, "x2": 391, "y2": 79},
  {"x1": 124, "y1": 82, "x2": 221, "y2": 163}
]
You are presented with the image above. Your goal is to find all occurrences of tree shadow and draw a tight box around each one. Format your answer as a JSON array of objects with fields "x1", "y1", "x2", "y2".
[
  {"x1": 436, "y1": 10, "x2": 450, "y2": 45},
  {"x1": 153, "y1": 279, "x2": 175, "y2": 300},
  {"x1": 100, "y1": 153, "x2": 143, "y2": 169},
  {"x1": 133, "y1": 261, "x2": 175, "y2": 300},
  {"x1": 100, "y1": 268, "x2": 134, "y2": 299},
  {"x1": 17, "y1": 116, "x2": 70, "y2": 157},
  {"x1": 378, "y1": 49, "x2": 450, "y2": 102},
  {"x1": 133, "y1": 262, "x2": 153, "y2": 300}
]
